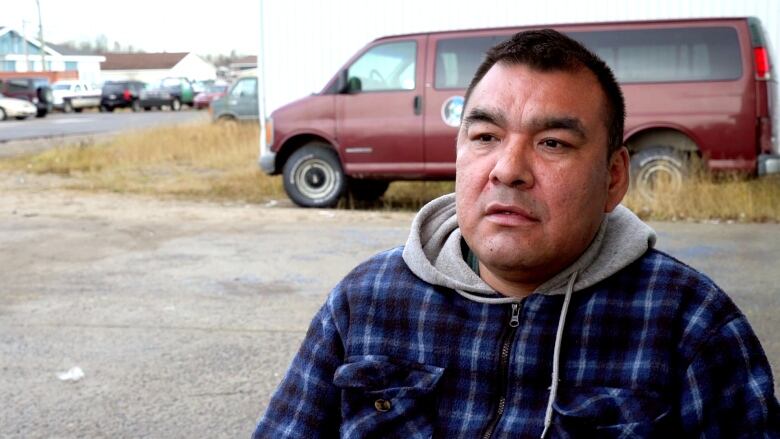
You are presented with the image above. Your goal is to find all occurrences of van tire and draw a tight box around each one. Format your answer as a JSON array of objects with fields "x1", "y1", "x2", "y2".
[
  {"x1": 349, "y1": 179, "x2": 390, "y2": 201},
  {"x1": 63, "y1": 100, "x2": 74, "y2": 113},
  {"x1": 0, "y1": 108, "x2": 6, "y2": 121},
  {"x1": 283, "y1": 144, "x2": 346, "y2": 208},
  {"x1": 630, "y1": 146, "x2": 688, "y2": 201},
  {"x1": 170, "y1": 98, "x2": 181, "y2": 111}
]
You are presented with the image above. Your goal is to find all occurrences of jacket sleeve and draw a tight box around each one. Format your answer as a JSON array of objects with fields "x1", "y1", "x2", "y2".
[
  {"x1": 679, "y1": 315, "x2": 780, "y2": 437},
  {"x1": 252, "y1": 293, "x2": 346, "y2": 438}
]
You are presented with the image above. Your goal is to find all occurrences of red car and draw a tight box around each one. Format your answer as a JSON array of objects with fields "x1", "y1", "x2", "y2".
[{"x1": 194, "y1": 84, "x2": 228, "y2": 110}]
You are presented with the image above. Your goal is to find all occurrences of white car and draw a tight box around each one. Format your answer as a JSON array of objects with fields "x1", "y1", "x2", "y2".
[
  {"x1": 51, "y1": 80, "x2": 101, "y2": 112},
  {"x1": 0, "y1": 93, "x2": 37, "y2": 121}
]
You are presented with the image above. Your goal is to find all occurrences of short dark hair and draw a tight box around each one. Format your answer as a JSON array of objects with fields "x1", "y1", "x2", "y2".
[{"x1": 464, "y1": 29, "x2": 625, "y2": 156}]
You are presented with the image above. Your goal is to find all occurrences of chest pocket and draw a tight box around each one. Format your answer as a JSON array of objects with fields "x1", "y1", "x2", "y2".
[
  {"x1": 333, "y1": 355, "x2": 444, "y2": 439},
  {"x1": 550, "y1": 386, "x2": 672, "y2": 438}
]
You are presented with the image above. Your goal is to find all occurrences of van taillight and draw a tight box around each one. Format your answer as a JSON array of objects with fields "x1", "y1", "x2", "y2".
[
  {"x1": 123, "y1": 89, "x2": 132, "y2": 100},
  {"x1": 754, "y1": 47, "x2": 770, "y2": 80}
]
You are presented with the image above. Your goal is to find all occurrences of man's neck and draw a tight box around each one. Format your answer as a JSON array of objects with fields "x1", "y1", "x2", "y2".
[{"x1": 477, "y1": 261, "x2": 540, "y2": 299}]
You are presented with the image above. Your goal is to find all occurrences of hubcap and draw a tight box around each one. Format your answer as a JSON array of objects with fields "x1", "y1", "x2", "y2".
[
  {"x1": 636, "y1": 161, "x2": 683, "y2": 201},
  {"x1": 293, "y1": 158, "x2": 338, "y2": 201}
]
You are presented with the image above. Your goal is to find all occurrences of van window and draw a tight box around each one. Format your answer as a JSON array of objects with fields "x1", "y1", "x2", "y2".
[
  {"x1": 347, "y1": 41, "x2": 416, "y2": 92},
  {"x1": 435, "y1": 36, "x2": 509, "y2": 89},
  {"x1": 231, "y1": 78, "x2": 257, "y2": 97},
  {"x1": 570, "y1": 27, "x2": 742, "y2": 83}
]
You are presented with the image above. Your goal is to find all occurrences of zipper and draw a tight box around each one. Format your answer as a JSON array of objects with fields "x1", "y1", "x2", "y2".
[{"x1": 481, "y1": 302, "x2": 521, "y2": 439}]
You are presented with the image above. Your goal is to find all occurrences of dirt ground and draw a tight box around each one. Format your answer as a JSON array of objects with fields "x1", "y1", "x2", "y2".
[{"x1": 1, "y1": 171, "x2": 778, "y2": 438}]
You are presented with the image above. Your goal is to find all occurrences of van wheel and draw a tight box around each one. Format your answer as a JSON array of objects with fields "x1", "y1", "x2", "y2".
[
  {"x1": 630, "y1": 146, "x2": 688, "y2": 201},
  {"x1": 283, "y1": 144, "x2": 346, "y2": 208},
  {"x1": 349, "y1": 179, "x2": 389, "y2": 201},
  {"x1": 170, "y1": 98, "x2": 181, "y2": 111},
  {"x1": 63, "y1": 100, "x2": 74, "y2": 113},
  {"x1": 0, "y1": 108, "x2": 6, "y2": 121}
]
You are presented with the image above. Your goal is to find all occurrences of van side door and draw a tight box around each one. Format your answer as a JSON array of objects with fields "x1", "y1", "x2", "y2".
[
  {"x1": 423, "y1": 32, "x2": 512, "y2": 177},
  {"x1": 336, "y1": 36, "x2": 426, "y2": 177}
]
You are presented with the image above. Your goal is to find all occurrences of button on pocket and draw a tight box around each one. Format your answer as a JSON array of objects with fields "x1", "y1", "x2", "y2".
[
  {"x1": 334, "y1": 355, "x2": 445, "y2": 438},
  {"x1": 374, "y1": 399, "x2": 391, "y2": 412}
]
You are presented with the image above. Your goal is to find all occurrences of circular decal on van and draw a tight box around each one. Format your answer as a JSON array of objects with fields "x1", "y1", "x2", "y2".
[{"x1": 441, "y1": 96, "x2": 464, "y2": 127}]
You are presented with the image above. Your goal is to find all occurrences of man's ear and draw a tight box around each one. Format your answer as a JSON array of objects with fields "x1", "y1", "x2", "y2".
[{"x1": 605, "y1": 146, "x2": 630, "y2": 213}]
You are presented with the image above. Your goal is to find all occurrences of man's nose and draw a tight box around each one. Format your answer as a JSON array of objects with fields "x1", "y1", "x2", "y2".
[{"x1": 488, "y1": 135, "x2": 534, "y2": 188}]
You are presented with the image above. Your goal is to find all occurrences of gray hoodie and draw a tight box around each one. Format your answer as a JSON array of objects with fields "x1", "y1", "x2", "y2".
[
  {"x1": 402, "y1": 192, "x2": 657, "y2": 302},
  {"x1": 400, "y1": 192, "x2": 657, "y2": 437}
]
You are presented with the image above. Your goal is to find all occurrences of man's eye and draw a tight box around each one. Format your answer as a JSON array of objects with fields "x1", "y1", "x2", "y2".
[
  {"x1": 542, "y1": 139, "x2": 564, "y2": 148},
  {"x1": 476, "y1": 134, "x2": 496, "y2": 143}
]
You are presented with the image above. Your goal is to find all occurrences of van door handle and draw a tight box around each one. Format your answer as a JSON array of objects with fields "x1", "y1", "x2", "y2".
[{"x1": 413, "y1": 95, "x2": 422, "y2": 115}]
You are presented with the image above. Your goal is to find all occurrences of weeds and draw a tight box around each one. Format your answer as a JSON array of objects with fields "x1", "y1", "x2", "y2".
[{"x1": 1, "y1": 122, "x2": 778, "y2": 222}]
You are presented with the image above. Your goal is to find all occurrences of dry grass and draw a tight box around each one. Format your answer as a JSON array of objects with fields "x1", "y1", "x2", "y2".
[
  {"x1": 623, "y1": 172, "x2": 780, "y2": 223},
  {"x1": 1, "y1": 122, "x2": 778, "y2": 222},
  {"x1": 0, "y1": 122, "x2": 283, "y2": 203}
]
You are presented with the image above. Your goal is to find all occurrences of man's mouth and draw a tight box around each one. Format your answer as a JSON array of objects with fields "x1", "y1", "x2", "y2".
[{"x1": 484, "y1": 202, "x2": 541, "y2": 226}]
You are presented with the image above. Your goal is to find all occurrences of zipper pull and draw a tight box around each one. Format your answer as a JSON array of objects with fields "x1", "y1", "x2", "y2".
[{"x1": 509, "y1": 303, "x2": 520, "y2": 328}]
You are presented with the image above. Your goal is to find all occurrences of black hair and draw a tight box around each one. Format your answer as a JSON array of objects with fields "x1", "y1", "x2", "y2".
[{"x1": 464, "y1": 29, "x2": 625, "y2": 156}]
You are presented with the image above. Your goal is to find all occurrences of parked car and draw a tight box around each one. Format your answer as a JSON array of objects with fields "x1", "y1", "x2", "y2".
[
  {"x1": 0, "y1": 77, "x2": 53, "y2": 117},
  {"x1": 100, "y1": 80, "x2": 145, "y2": 112},
  {"x1": 259, "y1": 17, "x2": 779, "y2": 207},
  {"x1": 0, "y1": 92, "x2": 37, "y2": 120},
  {"x1": 159, "y1": 77, "x2": 195, "y2": 108},
  {"x1": 210, "y1": 76, "x2": 257, "y2": 122},
  {"x1": 194, "y1": 83, "x2": 228, "y2": 110},
  {"x1": 51, "y1": 80, "x2": 101, "y2": 113},
  {"x1": 137, "y1": 81, "x2": 180, "y2": 111}
]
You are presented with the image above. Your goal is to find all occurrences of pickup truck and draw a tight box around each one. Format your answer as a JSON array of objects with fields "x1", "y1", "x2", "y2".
[{"x1": 51, "y1": 80, "x2": 101, "y2": 113}]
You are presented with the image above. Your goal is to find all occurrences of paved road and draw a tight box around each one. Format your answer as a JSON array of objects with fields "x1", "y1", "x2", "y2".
[
  {"x1": 0, "y1": 178, "x2": 778, "y2": 438},
  {"x1": 0, "y1": 109, "x2": 209, "y2": 143}
]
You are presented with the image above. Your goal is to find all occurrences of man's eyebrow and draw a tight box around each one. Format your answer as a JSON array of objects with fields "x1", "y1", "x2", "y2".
[
  {"x1": 529, "y1": 116, "x2": 588, "y2": 140},
  {"x1": 462, "y1": 107, "x2": 507, "y2": 130}
]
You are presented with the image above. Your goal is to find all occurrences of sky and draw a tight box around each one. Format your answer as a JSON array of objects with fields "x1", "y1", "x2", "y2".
[{"x1": 3, "y1": 0, "x2": 260, "y2": 56}]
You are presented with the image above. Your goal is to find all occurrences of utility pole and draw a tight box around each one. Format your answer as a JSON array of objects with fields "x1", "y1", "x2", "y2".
[
  {"x1": 22, "y1": 20, "x2": 31, "y2": 71},
  {"x1": 35, "y1": 0, "x2": 46, "y2": 71}
]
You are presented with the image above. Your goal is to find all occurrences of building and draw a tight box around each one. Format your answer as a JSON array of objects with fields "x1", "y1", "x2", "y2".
[
  {"x1": 100, "y1": 52, "x2": 216, "y2": 84},
  {"x1": 0, "y1": 26, "x2": 105, "y2": 85}
]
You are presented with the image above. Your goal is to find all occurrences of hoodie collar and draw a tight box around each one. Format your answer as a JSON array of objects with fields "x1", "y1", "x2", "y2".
[{"x1": 402, "y1": 193, "x2": 656, "y2": 302}]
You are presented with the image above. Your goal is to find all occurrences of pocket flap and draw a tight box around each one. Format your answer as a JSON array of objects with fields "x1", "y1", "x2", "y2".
[{"x1": 333, "y1": 355, "x2": 444, "y2": 399}]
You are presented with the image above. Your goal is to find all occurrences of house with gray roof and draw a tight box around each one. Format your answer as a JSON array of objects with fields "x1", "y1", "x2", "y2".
[{"x1": 100, "y1": 52, "x2": 216, "y2": 84}]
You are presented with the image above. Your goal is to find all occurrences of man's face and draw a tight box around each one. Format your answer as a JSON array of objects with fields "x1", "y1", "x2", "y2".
[{"x1": 455, "y1": 62, "x2": 628, "y2": 294}]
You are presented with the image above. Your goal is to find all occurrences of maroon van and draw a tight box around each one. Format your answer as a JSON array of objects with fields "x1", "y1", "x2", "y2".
[{"x1": 260, "y1": 17, "x2": 778, "y2": 207}]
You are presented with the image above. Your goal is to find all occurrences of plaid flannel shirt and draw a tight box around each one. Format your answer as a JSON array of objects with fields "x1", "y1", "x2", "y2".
[{"x1": 254, "y1": 247, "x2": 780, "y2": 438}]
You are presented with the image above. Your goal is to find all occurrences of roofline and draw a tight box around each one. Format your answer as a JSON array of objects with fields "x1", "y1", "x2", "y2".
[{"x1": 373, "y1": 16, "x2": 756, "y2": 41}]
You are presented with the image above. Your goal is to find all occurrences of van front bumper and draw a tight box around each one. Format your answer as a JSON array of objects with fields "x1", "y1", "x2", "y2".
[
  {"x1": 259, "y1": 152, "x2": 277, "y2": 174},
  {"x1": 758, "y1": 153, "x2": 780, "y2": 175}
]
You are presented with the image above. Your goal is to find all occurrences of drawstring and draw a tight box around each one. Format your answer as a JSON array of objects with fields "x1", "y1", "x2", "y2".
[{"x1": 540, "y1": 270, "x2": 578, "y2": 438}]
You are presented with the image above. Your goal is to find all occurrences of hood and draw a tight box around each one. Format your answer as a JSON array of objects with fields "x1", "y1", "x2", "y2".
[{"x1": 402, "y1": 193, "x2": 656, "y2": 303}]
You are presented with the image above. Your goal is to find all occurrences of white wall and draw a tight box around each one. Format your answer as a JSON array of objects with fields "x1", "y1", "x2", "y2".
[
  {"x1": 261, "y1": 0, "x2": 779, "y2": 116},
  {"x1": 100, "y1": 69, "x2": 170, "y2": 84},
  {"x1": 169, "y1": 53, "x2": 217, "y2": 81}
]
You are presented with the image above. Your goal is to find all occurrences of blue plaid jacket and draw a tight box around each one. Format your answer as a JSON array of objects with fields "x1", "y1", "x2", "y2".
[{"x1": 254, "y1": 247, "x2": 779, "y2": 438}]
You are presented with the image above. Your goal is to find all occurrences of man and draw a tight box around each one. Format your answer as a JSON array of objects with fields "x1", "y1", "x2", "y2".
[{"x1": 254, "y1": 30, "x2": 779, "y2": 437}]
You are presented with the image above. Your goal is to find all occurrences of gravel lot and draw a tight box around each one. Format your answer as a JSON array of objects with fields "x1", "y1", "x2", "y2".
[{"x1": 1, "y1": 172, "x2": 778, "y2": 438}]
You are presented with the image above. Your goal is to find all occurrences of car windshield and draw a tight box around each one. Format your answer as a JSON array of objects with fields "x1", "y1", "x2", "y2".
[
  {"x1": 52, "y1": 84, "x2": 71, "y2": 90},
  {"x1": 104, "y1": 83, "x2": 128, "y2": 93}
]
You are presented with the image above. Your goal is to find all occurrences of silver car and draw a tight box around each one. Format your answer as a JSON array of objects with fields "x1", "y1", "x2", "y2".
[{"x1": 0, "y1": 93, "x2": 37, "y2": 120}]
